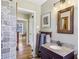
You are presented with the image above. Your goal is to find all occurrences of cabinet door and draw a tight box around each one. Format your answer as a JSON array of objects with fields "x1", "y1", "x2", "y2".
[
  {"x1": 41, "y1": 52, "x2": 50, "y2": 59},
  {"x1": 40, "y1": 47, "x2": 51, "y2": 59},
  {"x1": 53, "y1": 53, "x2": 63, "y2": 59},
  {"x1": 64, "y1": 52, "x2": 74, "y2": 59},
  {"x1": 49, "y1": 56, "x2": 54, "y2": 59},
  {"x1": 49, "y1": 52, "x2": 55, "y2": 59}
]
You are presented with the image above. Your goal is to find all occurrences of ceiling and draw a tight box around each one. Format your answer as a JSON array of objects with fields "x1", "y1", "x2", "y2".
[{"x1": 27, "y1": 0, "x2": 47, "y2": 5}]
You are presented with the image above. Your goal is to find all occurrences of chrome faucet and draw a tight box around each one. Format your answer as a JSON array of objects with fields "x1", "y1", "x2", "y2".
[{"x1": 57, "y1": 41, "x2": 62, "y2": 46}]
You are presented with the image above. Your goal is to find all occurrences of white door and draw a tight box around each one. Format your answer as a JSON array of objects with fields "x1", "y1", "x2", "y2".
[{"x1": 29, "y1": 15, "x2": 34, "y2": 50}]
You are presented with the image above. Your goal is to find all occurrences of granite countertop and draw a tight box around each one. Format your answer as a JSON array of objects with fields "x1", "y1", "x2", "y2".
[{"x1": 42, "y1": 43, "x2": 74, "y2": 57}]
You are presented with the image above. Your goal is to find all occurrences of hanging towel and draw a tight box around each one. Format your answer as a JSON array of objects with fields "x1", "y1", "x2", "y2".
[
  {"x1": 46, "y1": 35, "x2": 51, "y2": 43},
  {"x1": 40, "y1": 34, "x2": 46, "y2": 46}
]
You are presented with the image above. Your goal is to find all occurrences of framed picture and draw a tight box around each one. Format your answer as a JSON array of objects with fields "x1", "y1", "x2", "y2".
[
  {"x1": 57, "y1": 6, "x2": 74, "y2": 34},
  {"x1": 16, "y1": 23, "x2": 23, "y2": 33},
  {"x1": 41, "y1": 12, "x2": 51, "y2": 28}
]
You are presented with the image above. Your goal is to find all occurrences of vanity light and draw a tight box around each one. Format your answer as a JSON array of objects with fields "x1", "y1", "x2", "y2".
[
  {"x1": 53, "y1": 0, "x2": 66, "y2": 11},
  {"x1": 53, "y1": 0, "x2": 66, "y2": 7},
  {"x1": 60, "y1": 0, "x2": 65, "y2": 3}
]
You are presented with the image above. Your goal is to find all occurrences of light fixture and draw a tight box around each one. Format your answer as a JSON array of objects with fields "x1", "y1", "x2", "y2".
[
  {"x1": 60, "y1": 0, "x2": 65, "y2": 3},
  {"x1": 53, "y1": 0, "x2": 65, "y2": 6}
]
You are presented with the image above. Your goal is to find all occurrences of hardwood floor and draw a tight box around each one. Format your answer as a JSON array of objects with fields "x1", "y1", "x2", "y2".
[{"x1": 16, "y1": 38, "x2": 40, "y2": 59}]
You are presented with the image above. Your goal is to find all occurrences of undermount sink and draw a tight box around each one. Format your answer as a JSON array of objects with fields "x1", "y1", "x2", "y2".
[{"x1": 49, "y1": 45, "x2": 62, "y2": 50}]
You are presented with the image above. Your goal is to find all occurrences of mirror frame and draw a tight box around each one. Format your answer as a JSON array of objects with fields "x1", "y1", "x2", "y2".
[{"x1": 57, "y1": 6, "x2": 74, "y2": 34}]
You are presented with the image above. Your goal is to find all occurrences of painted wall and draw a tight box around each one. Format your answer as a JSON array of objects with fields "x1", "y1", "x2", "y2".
[
  {"x1": 17, "y1": 0, "x2": 41, "y2": 32},
  {"x1": 41, "y1": 0, "x2": 78, "y2": 54},
  {"x1": 17, "y1": 12, "x2": 29, "y2": 19}
]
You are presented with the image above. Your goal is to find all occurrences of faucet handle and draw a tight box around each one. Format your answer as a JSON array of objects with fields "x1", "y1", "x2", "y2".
[{"x1": 57, "y1": 41, "x2": 62, "y2": 46}]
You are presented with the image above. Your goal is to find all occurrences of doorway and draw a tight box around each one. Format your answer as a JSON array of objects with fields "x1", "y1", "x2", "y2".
[
  {"x1": 16, "y1": 7, "x2": 37, "y2": 59},
  {"x1": 16, "y1": 19, "x2": 28, "y2": 48}
]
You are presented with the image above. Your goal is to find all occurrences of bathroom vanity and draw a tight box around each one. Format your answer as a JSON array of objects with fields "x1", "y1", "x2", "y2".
[{"x1": 40, "y1": 43, "x2": 74, "y2": 59}]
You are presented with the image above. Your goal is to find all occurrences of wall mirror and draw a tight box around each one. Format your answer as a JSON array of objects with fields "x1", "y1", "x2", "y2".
[{"x1": 57, "y1": 6, "x2": 74, "y2": 34}]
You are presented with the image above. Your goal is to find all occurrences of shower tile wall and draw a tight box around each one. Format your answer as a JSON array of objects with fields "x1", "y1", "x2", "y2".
[{"x1": 1, "y1": 0, "x2": 16, "y2": 59}]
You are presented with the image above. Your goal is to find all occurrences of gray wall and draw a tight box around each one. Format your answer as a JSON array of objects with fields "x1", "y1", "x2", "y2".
[{"x1": 41, "y1": 0, "x2": 78, "y2": 53}]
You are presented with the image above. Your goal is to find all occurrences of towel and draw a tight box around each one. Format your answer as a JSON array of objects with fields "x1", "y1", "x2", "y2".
[
  {"x1": 46, "y1": 35, "x2": 50, "y2": 43},
  {"x1": 40, "y1": 34, "x2": 46, "y2": 46}
]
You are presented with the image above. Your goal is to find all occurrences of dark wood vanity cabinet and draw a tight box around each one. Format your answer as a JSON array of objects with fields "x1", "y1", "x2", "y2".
[{"x1": 40, "y1": 46, "x2": 74, "y2": 59}]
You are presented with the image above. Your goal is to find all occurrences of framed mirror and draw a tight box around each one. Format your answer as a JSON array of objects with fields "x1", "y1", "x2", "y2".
[{"x1": 57, "y1": 6, "x2": 74, "y2": 34}]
